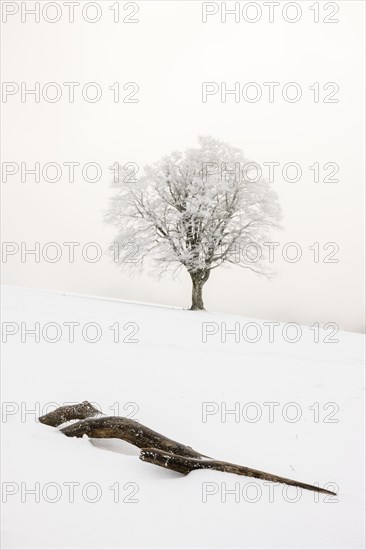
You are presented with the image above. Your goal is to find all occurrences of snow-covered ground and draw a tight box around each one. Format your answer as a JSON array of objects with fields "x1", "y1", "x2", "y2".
[{"x1": 1, "y1": 285, "x2": 365, "y2": 550}]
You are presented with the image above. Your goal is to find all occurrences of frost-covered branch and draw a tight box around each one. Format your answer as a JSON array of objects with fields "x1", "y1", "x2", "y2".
[{"x1": 105, "y1": 136, "x2": 282, "y2": 309}]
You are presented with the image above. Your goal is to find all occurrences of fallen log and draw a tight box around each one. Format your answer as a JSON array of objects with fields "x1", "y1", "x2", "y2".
[
  {"x1": 39, "y1": 401, "x2": 101, "y2": 427},
  {"x1": 39, "y1": 401, "x2": 337, "y2": 496},
  {"x1": 60, "y1": 416, "x2": 207, "y2": 459},
  {"x1": 140, "y1": 448, "x2": 337, "y2": 495}
]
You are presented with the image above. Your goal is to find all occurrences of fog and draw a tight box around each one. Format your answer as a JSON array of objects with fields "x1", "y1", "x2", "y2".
[{"x1": 2, "y1": 1, "x2": 365, "y2": 332}]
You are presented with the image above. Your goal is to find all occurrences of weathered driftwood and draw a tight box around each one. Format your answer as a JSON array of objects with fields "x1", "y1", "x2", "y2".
[
  {"x1": 60, "y1": 416, "x2": 207, "y2": 459},
  {"x1": 39, "y1": 400, "x2": 101, "y2": 426},
  {"x1": 140, "y1": 448, "x2": 336, "y2": 495},
  {"x1": 39, "y1": 401, "x2": 336, "y2": 496}
]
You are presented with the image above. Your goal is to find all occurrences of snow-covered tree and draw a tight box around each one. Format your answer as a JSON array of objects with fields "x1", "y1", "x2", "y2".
[{"x1": 106, "y1": 136, "x2": 281, "y2": 310}]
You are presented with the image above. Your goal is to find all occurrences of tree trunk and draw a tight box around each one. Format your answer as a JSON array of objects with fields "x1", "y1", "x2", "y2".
[{"x1": 190, "y1": 270, "x2": 210, "y2": 310}]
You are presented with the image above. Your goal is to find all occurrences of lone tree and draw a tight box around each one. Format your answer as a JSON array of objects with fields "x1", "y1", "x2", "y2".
[{"x1": 106, "y1": 136, "x2": 281, "y2": 310}]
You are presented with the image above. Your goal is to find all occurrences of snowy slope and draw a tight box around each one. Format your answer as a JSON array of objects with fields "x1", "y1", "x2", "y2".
[{"x1": 1, "y1": 285, "x2": 365, "y2": 550}]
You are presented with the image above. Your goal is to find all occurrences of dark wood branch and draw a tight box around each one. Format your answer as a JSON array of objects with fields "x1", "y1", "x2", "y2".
[
  {"x1": 140, "y1": 448, "x2": 337, "y2": 496},
  {"x1": 39, "y1": 401, "x2": 101, "y2": 427},
  {"x1": 60, "y1": 416, "x2": 207, "y2": 459},
  {"x1": 39, "y1": 402, "x2": 337, "y2": 496}
]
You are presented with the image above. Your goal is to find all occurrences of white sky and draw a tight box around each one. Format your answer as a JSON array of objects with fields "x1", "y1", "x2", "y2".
[{"x1": 1, "y1": 1, "x2": 365, "y2": 332}]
